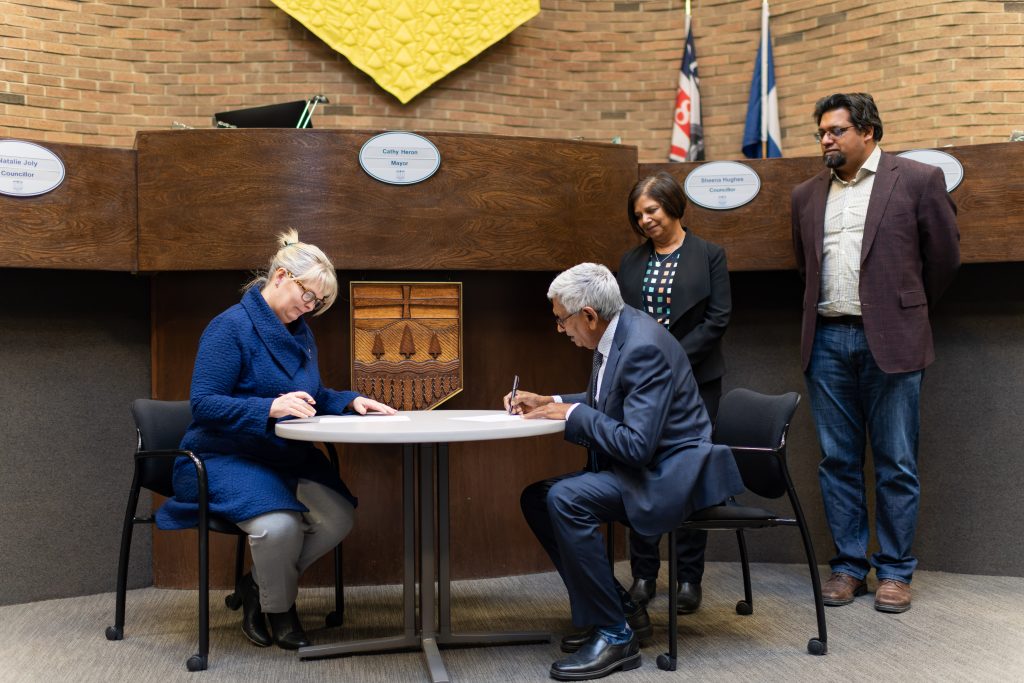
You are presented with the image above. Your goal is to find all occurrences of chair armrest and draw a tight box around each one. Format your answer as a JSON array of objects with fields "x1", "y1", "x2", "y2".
[
  {"x1": 134, "y1": 448, "x2": 207, "y2": 501},
  {"x1": 134, "y1": 448, "x2": 195, "y2": 462},
  {"x1": 726, "y1": 444, "x2": 781, "y2": 456},
  {"x1": 322, "y1": 442, "x2": 340, "y2": 469}
]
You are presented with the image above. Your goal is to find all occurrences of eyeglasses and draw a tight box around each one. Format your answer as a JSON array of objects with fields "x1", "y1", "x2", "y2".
[
  {"x1": 814, "y1": 125, "x2": 855, "y2": 143},
  {"x1": 554, "y1": 310, "x2": 581, "y2": 329},
  {"x1": 286, "y1": 270, "x2": 327, "y2": 311}
]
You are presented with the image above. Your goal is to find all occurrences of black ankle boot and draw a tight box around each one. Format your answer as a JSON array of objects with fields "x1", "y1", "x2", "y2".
[
  {"x1": 240, "y1": 573, "x2": 272, "y2": 647},
  {"x1": 267, "y1": 605, "x2": 311, "y2": 650}
]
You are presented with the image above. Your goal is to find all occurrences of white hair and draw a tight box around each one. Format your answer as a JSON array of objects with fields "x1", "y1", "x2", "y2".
[
  {"x1": 244, "y1": 229, "x2": 338, "y2": 316},
  {"x1": 547, "y1": 263, "x2": 625, "y2": 320}
]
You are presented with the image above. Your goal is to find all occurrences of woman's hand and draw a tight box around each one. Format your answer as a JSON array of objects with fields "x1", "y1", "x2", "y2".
[
  {"x1": 503, "y1": 389, "x2": 552, "y2": 415},
  {"x1": 350, "y1": 396, "x2": 398, "y2": 415},
  {"x1": 270, "y1": 391, "x2": 317, "y2": 419}
]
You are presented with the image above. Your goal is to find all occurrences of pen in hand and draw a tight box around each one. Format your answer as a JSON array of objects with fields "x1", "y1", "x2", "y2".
[{"x1": 508, "y1": 374, "x2": 520, "y2": 415}]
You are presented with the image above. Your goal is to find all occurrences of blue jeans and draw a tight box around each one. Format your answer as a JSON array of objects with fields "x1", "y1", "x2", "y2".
[{"x1": 805, "y1": 322, "x2": 922, "y2": 584}]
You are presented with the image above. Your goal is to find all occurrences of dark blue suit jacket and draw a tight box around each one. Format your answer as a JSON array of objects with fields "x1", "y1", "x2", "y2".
[{"x1": 561, "y1": 305, "x2": 743, "y2": 536}]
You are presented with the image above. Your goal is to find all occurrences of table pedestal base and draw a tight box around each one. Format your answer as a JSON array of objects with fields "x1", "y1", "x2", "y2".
[{"x1": 298, "y1": 443, "x2": 550, "y2": 682}]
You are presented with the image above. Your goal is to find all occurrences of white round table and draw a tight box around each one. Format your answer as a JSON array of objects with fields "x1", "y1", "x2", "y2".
[{"x1": 276, "y1": 410, "x2": 565, "y2": 682}]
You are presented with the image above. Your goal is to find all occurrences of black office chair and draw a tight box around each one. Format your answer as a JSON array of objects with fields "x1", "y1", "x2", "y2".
[
  {"x1": 105, "y1": 399, "x2": 345, "y2": 671},
  {"x1": 655, "y1": 388, "x2": 826, "y2": 671}
]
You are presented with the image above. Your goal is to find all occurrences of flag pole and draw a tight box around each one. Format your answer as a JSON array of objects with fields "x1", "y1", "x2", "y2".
[{"x1": 761, "y1": 0, "x2": 769, "y2": 158}]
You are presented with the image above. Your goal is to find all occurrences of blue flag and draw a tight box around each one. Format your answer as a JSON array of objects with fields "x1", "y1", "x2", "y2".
[{"x1": 742, "y1": 12, "x2": 782, "y2": 159}]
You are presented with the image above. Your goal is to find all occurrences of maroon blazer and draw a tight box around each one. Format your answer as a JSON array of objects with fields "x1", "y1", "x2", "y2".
[{"x1": 791, "y1": 151, "x2": 960, "y2": 374}]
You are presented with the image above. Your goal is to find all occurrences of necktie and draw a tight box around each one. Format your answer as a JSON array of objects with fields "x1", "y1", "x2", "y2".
[
  {"x1": 587, "y1": 350, "x2": 604, "y2": 407},
  {"x1": 587, "y1": 350, "x2": 604, "y2": 472}
]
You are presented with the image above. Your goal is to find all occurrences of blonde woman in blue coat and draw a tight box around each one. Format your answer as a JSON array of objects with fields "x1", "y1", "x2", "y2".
[{"x1": 157, "y1": 230, "x2": 395, "y2": 650}]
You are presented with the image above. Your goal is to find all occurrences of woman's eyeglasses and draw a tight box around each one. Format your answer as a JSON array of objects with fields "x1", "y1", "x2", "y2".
[{"x1": 286, "y1": 271, "x2": 327, "y2": 311}]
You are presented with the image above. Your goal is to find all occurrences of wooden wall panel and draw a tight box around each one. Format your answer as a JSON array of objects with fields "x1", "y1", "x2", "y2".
[
  {"x1": 640, "y1": 141, "x2": 1024, "y2": 270},
  {"x1": 136, "y1": 130, "x2": 639, "y2": 273},
  {"x1": 0, "y1": 141, "x2": 136, "y2": 270},
  {"x1": 151, "y1": 270, "x2": 591, "y2": 588}
]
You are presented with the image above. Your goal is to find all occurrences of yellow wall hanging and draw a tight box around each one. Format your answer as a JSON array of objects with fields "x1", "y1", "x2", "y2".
[{"x1": 270, "y1": 0, "x2": 541, "y2": 104}]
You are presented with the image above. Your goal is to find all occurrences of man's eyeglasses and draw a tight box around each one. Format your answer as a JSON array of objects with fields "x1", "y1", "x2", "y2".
[
  {"x1": 555, "y1": 310, "x2": 581, "y2": 329},
  {"x1": 286, "y1": 270, "x2": 327, "y2": 311},
  {"x1": 814, "y1": 125, "x2": 855, "y2": 143}
]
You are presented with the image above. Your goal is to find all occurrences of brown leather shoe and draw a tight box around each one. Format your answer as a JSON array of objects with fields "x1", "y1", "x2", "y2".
[
  {"x1": 821, "y1": 572, "x2": 866, "y2": 606},
  {"x1": 874, "y1": 579, "x2": 912, "y2": 613}
]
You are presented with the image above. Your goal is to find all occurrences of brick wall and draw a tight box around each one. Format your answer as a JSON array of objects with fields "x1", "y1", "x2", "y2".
[{"x1": 1, "y1": 0, "x2": 1021, "y2": 161}]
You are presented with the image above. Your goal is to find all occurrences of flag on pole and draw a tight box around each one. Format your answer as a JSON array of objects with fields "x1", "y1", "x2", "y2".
[
  {"x1": 669, "y1": 15, "x2": 704, "y2": 162},
  {"x1": 742, "y1": 0, "x2": 782, "y2": 158}
]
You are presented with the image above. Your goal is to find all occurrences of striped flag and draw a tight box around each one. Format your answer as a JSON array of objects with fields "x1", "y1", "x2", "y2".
[
  {"x1": 669, "y1": 16, "x2": 704, "y2": 162},
  {"x1": 742, "y1": 0, "x2": 782, "y2": 158}
]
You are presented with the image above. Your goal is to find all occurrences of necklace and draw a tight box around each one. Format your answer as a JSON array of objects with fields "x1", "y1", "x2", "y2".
[{"x1": 652, "y1": 244, "x2": 681, "y2": 267}]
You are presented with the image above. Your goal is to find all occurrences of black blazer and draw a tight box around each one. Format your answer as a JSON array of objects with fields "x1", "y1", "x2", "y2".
[{"x1": 617, "y1": 230, "x2": 731, "y2": 385}]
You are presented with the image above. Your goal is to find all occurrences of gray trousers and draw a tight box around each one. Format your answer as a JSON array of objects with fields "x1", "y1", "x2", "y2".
[{"x1": 237, "y1": 478, "x2": 354, "y2": 613}]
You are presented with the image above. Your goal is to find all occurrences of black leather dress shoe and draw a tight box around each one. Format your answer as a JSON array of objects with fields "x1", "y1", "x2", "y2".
[
  {"x1": 626, "y1": 577, "x2": 656, "y2": 606},
  {"x1": 267, "y1": 605, "x2": 311, "y2": 650},
  {"x1": 560, "y1": 603, "x2": 652, "y2": 653},
  {"x1": 239, "y1": 573, "x2": 272, "y2": 647},
  {"x1": 676, "y1": 582, "x2": 702, "y2": 615},
  {"x1": 551, "y1": 631, "x2": 641, "y2": 681}
]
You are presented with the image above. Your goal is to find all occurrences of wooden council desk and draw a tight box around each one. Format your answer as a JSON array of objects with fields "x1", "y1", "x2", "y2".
[{"x1": 276, "y1": 410, "x2": 567, "y2": 683}]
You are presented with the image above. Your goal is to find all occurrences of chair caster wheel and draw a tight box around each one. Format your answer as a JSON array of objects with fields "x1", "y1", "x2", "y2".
[
  {"x1": 325, "y1": 610, "x2": 344, "y2": 628},
  {"x1": 736, "y1": 600, "x2": 753, "y2": 615},
  {"x1": 224, "y1": 592, "x2": 242, "y2": 610},
  {"x1": 186, "y1": 654, "x2": 207, "y2": 671},
  {"x1": 105, "y1": 626, "x2": 123, "y2": 641},
  {"x1": 656, "y1": 653, "x2": 677, "y2": 671},
  {"x1": 807, "y1": 638, "x2": 827, "y2": 655}
]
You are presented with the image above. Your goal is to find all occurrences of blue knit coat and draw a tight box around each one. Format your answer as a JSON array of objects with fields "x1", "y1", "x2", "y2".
[{"x1": 156, "y1": 287, "x2": 360, "y2": 530}]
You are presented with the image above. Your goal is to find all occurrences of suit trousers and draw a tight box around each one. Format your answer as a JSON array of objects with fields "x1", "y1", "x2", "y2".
[
  {"x1": 521, "y1": 470, "x2": 635, "y2": 629},
  {"x1": 804, "y1": 322, "x2": 922, "y2": 583},
  {"x1": 237, "y1": 478, "x2": 354, "y2": 613},
  {"x1": 627, "y1": 377, "x2": 721, "y2": 583}
]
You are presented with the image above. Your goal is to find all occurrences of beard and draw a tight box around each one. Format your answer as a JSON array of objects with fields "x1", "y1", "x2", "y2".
[{"x1": 824, "y1": 151, "x2": 846, "y2": 169}]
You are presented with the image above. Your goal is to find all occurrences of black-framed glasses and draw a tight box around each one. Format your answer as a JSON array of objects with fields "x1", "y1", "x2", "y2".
[
  {"x1": 814, "y1": 125, "x2": 855, "y2": 143},
  {"x1": 286, "y1": 270, "x2": 327, "y2": 311},
  {"x1": 555, "y1": 310, "x2": 581, "y2": 329}
]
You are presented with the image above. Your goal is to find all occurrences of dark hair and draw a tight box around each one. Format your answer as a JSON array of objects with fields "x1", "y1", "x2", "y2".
[
  {"x1": 813, "y1": 93, "x2": 883, "y2": 141},
  {"x1": 627, "y1": 172, "x2": 687, "y2": 238},
  {"x1": 811, "y1": 92, "x2": 884, "y2": 141}
]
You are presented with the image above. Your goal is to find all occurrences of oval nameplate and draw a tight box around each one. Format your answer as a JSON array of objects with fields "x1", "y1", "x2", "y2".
[
  {"x1": 359, "y1": 132, "x2": 441, "y2": 185},
  {"x1": 0, "y1": 139, "x2": 66, "y2": 197},
  {"x1": 683, "y1": 161, "x2": 761, "y2": 210},
  {"x1": 896, "y1": 149, "x2": 964, "y2": 193}
]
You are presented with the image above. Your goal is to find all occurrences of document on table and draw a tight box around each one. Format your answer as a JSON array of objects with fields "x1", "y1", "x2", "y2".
[
  {"x1": 286, "y1": 414, "x2": 411, "y2": 424},
  {"x1": 449, "y1": 414, "x2": 524, "y2": 422}
]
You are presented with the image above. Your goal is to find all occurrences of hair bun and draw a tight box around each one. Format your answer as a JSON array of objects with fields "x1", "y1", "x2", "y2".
[{"x1": 278, "y1": 228, "x2": 300, "y2": 248}]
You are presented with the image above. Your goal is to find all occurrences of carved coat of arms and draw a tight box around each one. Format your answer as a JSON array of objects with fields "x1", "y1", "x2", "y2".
[{"x1": 351, "y1": 282, "x2": 462, "y2": 411}]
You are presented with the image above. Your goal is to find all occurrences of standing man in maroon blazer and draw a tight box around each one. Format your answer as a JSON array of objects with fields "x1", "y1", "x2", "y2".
[{"x1": 791, "y1": 93, "x2": 960, "y2": 614}]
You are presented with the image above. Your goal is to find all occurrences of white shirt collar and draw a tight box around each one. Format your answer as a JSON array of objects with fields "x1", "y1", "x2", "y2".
[
  {"x1": 596, "y1": 310, "x2": 620, "y2": 359},
  {"x1": 831, "y1": 145, "x2": 882, "y2": 185}
]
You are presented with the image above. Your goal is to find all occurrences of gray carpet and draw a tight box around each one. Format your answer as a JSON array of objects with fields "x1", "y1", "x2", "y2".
[{"x1": 2, "y1": 562, "x2": 1022, "y2": 683}]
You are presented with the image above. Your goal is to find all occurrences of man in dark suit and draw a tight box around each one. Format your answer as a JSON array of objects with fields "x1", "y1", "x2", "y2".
[
  {"x1": 791, "y1": 93, "x2": 960, "y2": 614},
  {"x1": 507, "y1": 262, "x2": 743, "y2": 680}
]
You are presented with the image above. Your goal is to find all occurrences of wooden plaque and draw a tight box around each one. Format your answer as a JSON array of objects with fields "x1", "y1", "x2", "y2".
[{"x1": 351, "y1": 282, "x2": 463, "y2": 411}]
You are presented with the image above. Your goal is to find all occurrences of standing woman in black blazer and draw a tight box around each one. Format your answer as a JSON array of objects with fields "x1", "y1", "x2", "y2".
[{"x1": 617, "y1": 171, "x2": 732, "y2": 614}]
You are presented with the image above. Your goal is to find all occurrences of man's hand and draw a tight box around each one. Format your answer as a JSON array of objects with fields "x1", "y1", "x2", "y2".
[
  {"x1": 522, "y1": 402, "x2": 571, "y2": 421},
  {"x1": 350, "y1": 396, "x2": 398, "y2": 415},
  {"x1": 503, "y1": 389, "x2": 552, "y2": 415}
]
